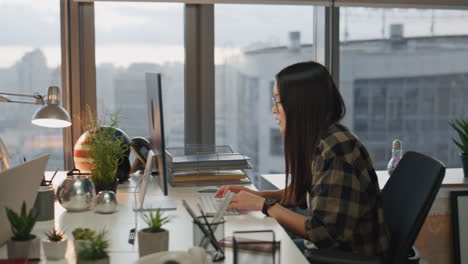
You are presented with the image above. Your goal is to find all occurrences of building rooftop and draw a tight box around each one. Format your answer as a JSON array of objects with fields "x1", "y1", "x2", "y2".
[{"x1": 244, "y1": 34, "x2": 468, "y2": 56}]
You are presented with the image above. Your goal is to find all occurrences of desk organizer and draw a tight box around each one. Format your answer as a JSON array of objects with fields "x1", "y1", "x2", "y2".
[{"x1": 165, "y1": 145, "x2": 252, "y2": 187}]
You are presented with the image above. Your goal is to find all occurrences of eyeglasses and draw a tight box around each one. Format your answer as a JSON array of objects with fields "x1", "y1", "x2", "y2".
[{"x1": 271, "y1": 97, "x2": 282, "y2": 112}]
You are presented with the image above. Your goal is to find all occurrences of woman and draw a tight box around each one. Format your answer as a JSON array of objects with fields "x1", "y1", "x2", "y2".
[{"x1": 215, "y1": 61, "x2": 390, "y2": 257}]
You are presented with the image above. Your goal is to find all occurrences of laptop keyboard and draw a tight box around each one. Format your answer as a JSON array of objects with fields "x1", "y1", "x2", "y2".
[{"x1": 198, "y1": 195, "x2": 239, "y2": 216}]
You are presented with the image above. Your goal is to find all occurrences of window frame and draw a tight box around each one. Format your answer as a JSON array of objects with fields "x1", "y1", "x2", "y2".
[{"x1": 62, "y1": 0, "x2": 468, "y2": 170}]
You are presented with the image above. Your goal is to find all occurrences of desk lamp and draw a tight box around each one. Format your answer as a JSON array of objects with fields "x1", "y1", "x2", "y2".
[
  {"x1": 0, "y1": 86, "x2": 71, "y2": 170},
  {"x1": 0, "y1": 86, "x2": 71, "y2": 128}
]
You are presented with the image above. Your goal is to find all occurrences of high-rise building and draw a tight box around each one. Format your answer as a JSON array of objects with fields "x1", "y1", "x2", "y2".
[{"x1": 217, "y1": 27, "x2": 468, "y2": 177}]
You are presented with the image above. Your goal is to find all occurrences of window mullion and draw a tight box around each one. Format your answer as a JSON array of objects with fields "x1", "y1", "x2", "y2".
[
  {"x1": 65, "y1": 0, "x2": 97, "y2": 169},
  {"x1": 314, "y1": 5, "x2": 339, "y2": 84},
  {"x1": 185, "y1": 4, "x2": 215, "y2": 146}
]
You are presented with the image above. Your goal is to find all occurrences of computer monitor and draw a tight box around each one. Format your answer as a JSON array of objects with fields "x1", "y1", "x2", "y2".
[{"x1": 146, "y1": 72, "x2": 168, "y2": 196}]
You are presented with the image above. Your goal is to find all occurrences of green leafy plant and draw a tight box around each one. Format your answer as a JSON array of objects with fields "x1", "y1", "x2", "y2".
[
  {"x1": 77, "y1": 230, "x2": 109, "y2": 261},
  {"x1": 72, "y1": 228, "x2": 95, "y2": 240},
  {"x1": 45, "y1": 229, "x2": 65, "y2": 242},
  {"x1": 83, "y1": 106, "x2": 130, "y2": 184},
  {"x1": 449, "y1": 120, "x2": 468, "y2": 154},
  {"x1": 141, "y1": 209, "x2": 170, "y2": 233},
  {"x1": 5, "y1": 201, "x2": 38, "y2": 241}
]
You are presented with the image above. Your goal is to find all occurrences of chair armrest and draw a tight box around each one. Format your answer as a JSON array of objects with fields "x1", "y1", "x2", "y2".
[{"x1": 304, "y1": 249, "x2": 385, "y2": 264}]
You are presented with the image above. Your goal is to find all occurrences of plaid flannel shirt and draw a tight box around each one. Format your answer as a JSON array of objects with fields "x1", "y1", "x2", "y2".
[{"x1": 304, "y1": 123, "x2": 390, "y2": 256}]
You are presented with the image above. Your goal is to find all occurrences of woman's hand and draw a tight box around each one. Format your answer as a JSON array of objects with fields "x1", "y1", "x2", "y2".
[
  {"x1": 214, "y1": 185, "x2": 256, "y2": 198},
  {"x1": 227, "y1": 191, "x2": 265, "y2": 211}
]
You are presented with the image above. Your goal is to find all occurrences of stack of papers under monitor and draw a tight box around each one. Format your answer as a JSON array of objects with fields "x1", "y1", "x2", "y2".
[
  {"x1": 168, "y1": 153, "x2": 251, "y2": 171},
  {"x1": 165, "y1": 146, "x2": 252, "y2": 187}
]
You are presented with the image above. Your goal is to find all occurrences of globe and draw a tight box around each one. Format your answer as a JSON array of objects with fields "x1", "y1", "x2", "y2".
[{"x1": 73, "y1": 126, "x2": 131, "y2": 182}]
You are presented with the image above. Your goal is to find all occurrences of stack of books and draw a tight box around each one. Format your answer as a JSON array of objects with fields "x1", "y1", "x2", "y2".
[{"x1": 165, "y1": 145, "x2": 251, "y2": 186}]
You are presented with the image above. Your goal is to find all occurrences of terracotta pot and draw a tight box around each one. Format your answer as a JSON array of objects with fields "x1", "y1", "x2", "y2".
[
  {"x1": 77, "y1": 256, "x2": 110, "y2": 264},
  {"x1": 138, "y1": 228, "x2": 169, "y2": 257},
  {"x1": 7, "y1": 235, "x2": 40, "y2": 259},
  {"x1": 43, "y1": 239, "x2": 67, "y2": 260}
]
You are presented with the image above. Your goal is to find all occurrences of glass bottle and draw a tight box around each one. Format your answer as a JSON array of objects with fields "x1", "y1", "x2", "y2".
[{"x1": 387, "y1": 139, "x2": 402, "y2": 175}]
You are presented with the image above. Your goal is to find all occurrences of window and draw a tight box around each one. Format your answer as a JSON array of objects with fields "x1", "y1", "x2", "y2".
[
  {"x1": 0, "y1": 0, "x2": 63, "y2": 169},
  {"x1": 340, "y1": 8, "x2": 468, "y2": 169},
  {"x1": 215, "y1": 4, "x2": 315, "y2": 184},
  {"x1": 95, "y1": 2, "x2": 185, "y2": 147}
]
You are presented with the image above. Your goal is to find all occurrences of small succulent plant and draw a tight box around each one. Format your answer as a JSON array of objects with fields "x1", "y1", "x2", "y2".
[
  {"x1": 72, "y1": 228, "x2": 95, "y2": 240},
  {"x1": 141, "y1": 209, "x2": 170, "y2": 233},
  {"x1": 45, "y1": 228, "x2": 65, "y2": 242},
  {"x1": 5, "y1": 201, "x2": 38, "y2": 241},
  {"x1": 77, "y1": 230, "x2": 109, "y2": 261}
]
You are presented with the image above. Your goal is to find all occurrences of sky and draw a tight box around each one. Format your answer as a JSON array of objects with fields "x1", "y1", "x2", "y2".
[{"x1": 1, "y1": 0, "x2": 468, "y2": 68}]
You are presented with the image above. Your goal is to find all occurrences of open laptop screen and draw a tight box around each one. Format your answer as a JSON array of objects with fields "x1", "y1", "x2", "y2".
[{"x1": 0, "y1": 154, "x2": 49, "y2": 245}]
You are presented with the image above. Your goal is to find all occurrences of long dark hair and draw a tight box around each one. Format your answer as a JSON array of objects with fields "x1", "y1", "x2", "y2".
[{"x1": 276, "y1": 61, "x2": 346, "y2": 205}]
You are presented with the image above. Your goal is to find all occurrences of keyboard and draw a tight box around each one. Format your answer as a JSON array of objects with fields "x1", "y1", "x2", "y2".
[{"x1": 198, "y1": 195, "x2": 239, "y2": 216}]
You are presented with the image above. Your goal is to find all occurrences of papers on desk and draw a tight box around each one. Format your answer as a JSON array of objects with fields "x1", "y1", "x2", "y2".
[{"x1": 172, "y1": 170, "x2": 247, "y2": 182}]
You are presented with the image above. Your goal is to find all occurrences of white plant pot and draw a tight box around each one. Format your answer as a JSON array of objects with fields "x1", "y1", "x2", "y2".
[
  {"x1": 7, "y1": 236, "x2": 41, "y2": 259},
  {"x1": 138, "y1": 228, "x2": 169, "y2": 257},
  {"x1": 43, "y1": 239, "x2": 67, "y2": 260},
  {"x1": 74, "y1": 239, "x2": 92, "y2": 255}
]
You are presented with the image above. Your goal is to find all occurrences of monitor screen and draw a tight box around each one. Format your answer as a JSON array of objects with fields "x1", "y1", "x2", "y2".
[{"x1": 145, "y1": 72, "x2": 168, "y2": 196}]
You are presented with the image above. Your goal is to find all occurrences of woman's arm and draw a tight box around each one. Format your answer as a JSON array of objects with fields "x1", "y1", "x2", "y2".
[
  {"x1": 266, "y1": 203, "x2": 308, "y2": 238},
  {"x1": 257, "y1": 189, "x2": 285, "y2": 201},
  {"x1": 215, "y1": 185, "x2": 286, "y2": 201},
  {"x1": 228, "y1": 191, "x2": 308, "y2": 239}
]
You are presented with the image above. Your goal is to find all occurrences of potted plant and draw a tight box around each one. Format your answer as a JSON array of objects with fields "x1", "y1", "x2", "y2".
[
  {"x1": 73, "y1": 227, "x2": 95, "y2": 254},
  {"x1": 42, "y1": 228, "x2": 67, "y2": 260},
  {"x1": 5, "y1": 201, "x2": 40, "y2": 259},
  {"x1": 82, "y1": 107, "x2": 130, "y2": 193},
  {"x1": 450, "y1": 119, "x2": 468, "y2": 177},
  {"x1": 77, "y1": 230, "x2": 110, "y2": 264},
  {"x1": 138, "y1": 209, "x2": 170, "y2": 257}
]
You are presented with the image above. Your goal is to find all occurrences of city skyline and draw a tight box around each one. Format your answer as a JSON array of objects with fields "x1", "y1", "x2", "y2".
[{"x1": 2, "y1": 1, "x2": 468, "y2": 67}]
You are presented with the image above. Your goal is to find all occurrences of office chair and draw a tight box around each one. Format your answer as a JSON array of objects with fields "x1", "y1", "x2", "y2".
[{"x1": 304, "y1": 151, "x2": 446, "y2": 264}]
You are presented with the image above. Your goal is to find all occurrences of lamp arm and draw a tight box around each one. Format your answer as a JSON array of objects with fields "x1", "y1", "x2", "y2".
[
  {"x1": 0, "y1": 92, "x2": 38, "y2": 98},
  {"x1": 0, "y1": 92, "x2": 44, "y2": 105},
  {"x1": 2, "y1": 100, "x2": 42, "y2": 105},
  {"x1": 0, "y1": 137, "x2": 10, "y2": 171}
]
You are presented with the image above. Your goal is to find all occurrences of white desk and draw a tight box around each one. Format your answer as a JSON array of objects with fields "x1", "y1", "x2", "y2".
[
  {"x1": 0, "y1": 172, "x2": 308, "y2": 264},
  {"x1": 262, "y1": 168, "x2": 468, "y2": 191}
]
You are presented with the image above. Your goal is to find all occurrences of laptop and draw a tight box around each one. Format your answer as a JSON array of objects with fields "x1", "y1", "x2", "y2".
[
  {"x1": 133, "y1": 150, "x2": 176, "y2": 212},
  {"x1": 0, "y1": 154, "x2": 50, "y2": 245}
]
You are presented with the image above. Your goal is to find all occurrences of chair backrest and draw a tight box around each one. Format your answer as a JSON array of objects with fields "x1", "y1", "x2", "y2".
[{"x1": 381, "y1": 151, "x2": 445, "y2": 264}]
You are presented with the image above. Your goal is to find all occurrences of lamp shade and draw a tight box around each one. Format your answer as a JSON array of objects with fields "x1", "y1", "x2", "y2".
[
  {"x1": 32, "y1": 104, "x2": 71, "y2": 128},
  {"x1": 31, "y1": 86, "x2": 71, "y2": 128}
]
